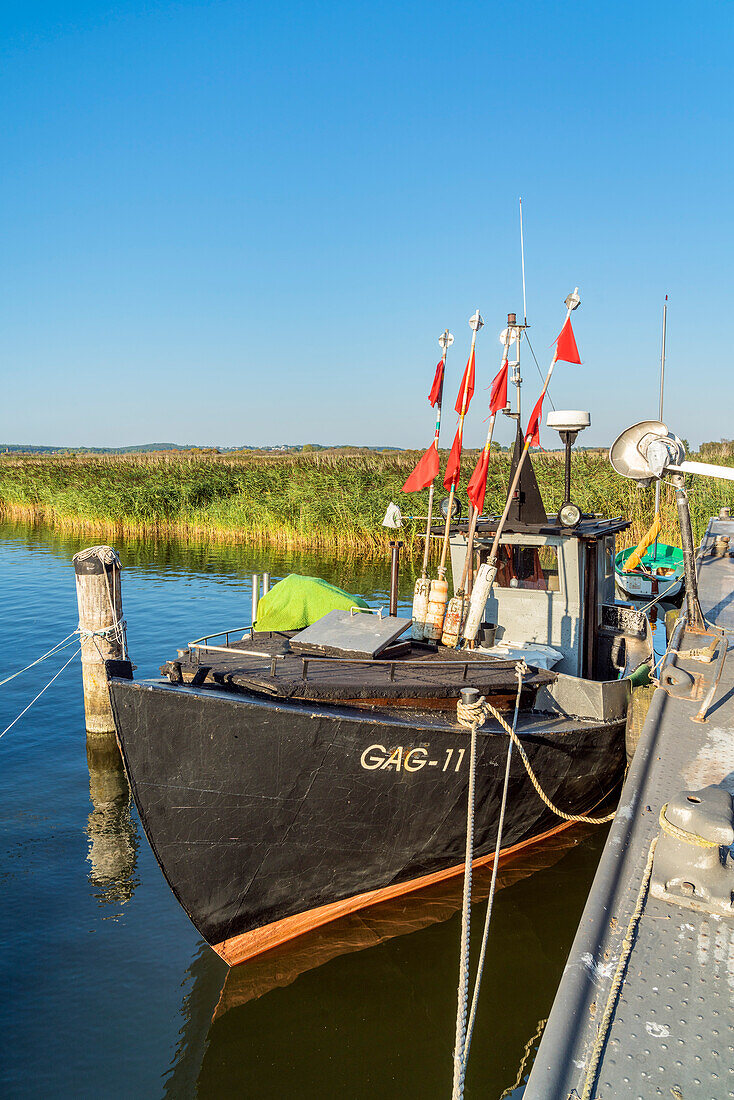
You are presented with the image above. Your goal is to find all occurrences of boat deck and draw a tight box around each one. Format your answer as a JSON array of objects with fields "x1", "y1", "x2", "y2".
[
  {"x1": 524, "y1": 517, "x2": 734, "y2": 1099},
  {"x1": 161, "y1": 631, "x2": 556, "y2": 707}
]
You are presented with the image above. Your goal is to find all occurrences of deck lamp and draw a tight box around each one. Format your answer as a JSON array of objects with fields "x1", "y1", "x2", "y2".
[{"x1": 546, "y1": 410, "x2": 590, "y2": 527}]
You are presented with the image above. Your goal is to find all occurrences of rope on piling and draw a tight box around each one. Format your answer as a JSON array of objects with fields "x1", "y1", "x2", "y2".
[
  {"x1": 73, "y1": 546, "x2": 128, "y2": 659},
  {"x1": 73, "y1": 545, "x2": 121, "y2": 567}
]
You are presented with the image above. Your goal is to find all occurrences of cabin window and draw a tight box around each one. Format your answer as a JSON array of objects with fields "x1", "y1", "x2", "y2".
[
  {"x1": 604, "y1": 537, "x2": 615, "y2": 578},
  {"x1": 495, "y1": 544, "x2": 561, "y2": 592}
]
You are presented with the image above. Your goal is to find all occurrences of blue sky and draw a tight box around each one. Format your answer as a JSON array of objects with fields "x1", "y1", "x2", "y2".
[{"x1": 1, "y1": 1, "x2": 732, "y2": 449}]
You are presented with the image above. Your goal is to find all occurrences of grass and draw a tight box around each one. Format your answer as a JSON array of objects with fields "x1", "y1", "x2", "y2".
[{"x1": 1, "y1": 447, "x2": 732, "y2": 556}]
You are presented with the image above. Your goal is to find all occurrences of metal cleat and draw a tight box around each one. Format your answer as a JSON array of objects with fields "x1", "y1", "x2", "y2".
[{"x1": 651, "y1": 785, "x2": 734, "y2": 918}]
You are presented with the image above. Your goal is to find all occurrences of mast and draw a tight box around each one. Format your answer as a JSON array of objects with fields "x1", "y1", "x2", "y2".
[{"x1": 652, "y1": 296, "x2": 668, "y2": 559}]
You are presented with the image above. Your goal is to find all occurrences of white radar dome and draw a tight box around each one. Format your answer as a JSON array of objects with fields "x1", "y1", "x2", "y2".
[{"x1": 546, "y1": 410, "x2": 591, "y2": 433}]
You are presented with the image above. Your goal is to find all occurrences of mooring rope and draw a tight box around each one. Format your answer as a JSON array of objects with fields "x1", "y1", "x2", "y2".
[
  {"x1": 451, "y1": 711, "x2": 479, "y2": 1100},
  {"x1": 0, "y1": 630, "x2": 80, "y2": 687},
  {"x1": 1, "y1": 620, "x2": 127, "y2": 693},
  {"x1": 498, "y1": 1016, "x2": 548, "y2": 1099},
  {"x1": 0, "y1": 645, "x2": 81, "y2": 739},
  {"x1": 74, "y1": 545, "x2": 128, "y2": 660},
  {"x1": 456, "y1": 694, "x2": 616, "y2": 826},
  {"x1": 579, "y1": 835, "x2": 658, "y2": 1100},
  {"x1": 462, "y1": 662, "x2": 528, "y2": 1067},
  {"x1": 658, "y1": 801, "x2": 719, "y2": 848},
  {"x1": 450, "y1": 671, "x2": 618, "y2": 1095}
]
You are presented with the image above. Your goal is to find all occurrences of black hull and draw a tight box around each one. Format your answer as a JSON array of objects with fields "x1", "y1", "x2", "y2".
[{"x1": 110, "y1": 679, "x2": 623, "y2": 958}]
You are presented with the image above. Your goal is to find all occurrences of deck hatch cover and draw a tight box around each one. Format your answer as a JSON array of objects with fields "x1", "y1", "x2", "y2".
[{"x1": 289, "y1": 610, "x2": 412, "y2": 659}]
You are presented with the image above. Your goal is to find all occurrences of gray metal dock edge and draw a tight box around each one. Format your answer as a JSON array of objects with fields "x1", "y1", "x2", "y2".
[{"x1": 525, "y1": 518, "x2": 734, "y2": 1100}]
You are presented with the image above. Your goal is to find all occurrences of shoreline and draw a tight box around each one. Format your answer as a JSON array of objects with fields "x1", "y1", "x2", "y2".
[{"x1": 1, "y1": 449, "x2": 728, "y2": 554}]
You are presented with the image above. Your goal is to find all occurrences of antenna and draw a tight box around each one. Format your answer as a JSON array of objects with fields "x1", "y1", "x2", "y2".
[
  {"x1": 652, "y1": 295, "x2": 668, "y2": 559},
  {"x1": 519, "y1": 197, "x2": 527, "y2": 326},
  {"x1": 659, "y1": 295, "x2": 668, "y2": 422}
]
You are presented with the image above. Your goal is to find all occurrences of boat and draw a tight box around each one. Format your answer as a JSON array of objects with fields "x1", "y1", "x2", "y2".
[
  {"x1": 614, "y1": 541, "x2": 685, "y2": 600},
  {"x1": 614, "y1": 301, "x2": 685, "y2": 603},
  {"x1": 107, "y1": 424, "x2": 652, "y2": 967}
]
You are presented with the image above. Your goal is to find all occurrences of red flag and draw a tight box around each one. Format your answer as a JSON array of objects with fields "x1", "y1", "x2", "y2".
[
  {"x1": 454, "y1": 347, "x2": 476, "y2": 414},
  {"x1": 402, "y1": 443, "x2": 440, "y2": 493},
  {"x1": 489, "y1": 359, "x2": 509, "y2": 415},
  {"x1": 443, "y1": 429, "x2": 462, "y2": 489},
  {"x1": 428, "y1": 359, "x2": 445, "y2": 407},
  {"x1": 525, "y1": 393, "x2": 544, "y2": 447},
  {"x1": 555, "y1": 317, "x2": 581, "y2": 364},
  {"x1": 467, "y1": 449, "x2": 490, "y2": 514}
]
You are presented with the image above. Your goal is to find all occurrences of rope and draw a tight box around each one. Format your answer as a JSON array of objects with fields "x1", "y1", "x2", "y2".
[
  {"x1": 463, "y1": 662, "x2": 527, "y2": 1065},
  {"x1": 499, "y1": 1016, "x2": 548, "y2": 1098},
  {"x1": 457, "y1": 695, "x2": 615, "y2": 826},
  {"x1": 0, "y1": 645, "x2": 81, "y2": 739},
  {"x1": 451, "y1": 716, "x2": 478, "y2": 1100},
  {"x1": 73, "y1": 545, "x2": 121, "y2": 567},
  {"x1": 1, "y1": 620, "x2": 127, "y2": 693},
  {"x1": 0, "y1": 631, "x2": 79, "y2": 687},
  {"x1": 658, "y1": 801, "x2": 719, "y2": 848},
  {"x1": 579, "y1": 836, "x2": 658, "y2": 1100},
  {"x1": 73, "y1": 545, "x2": 128, "y2": 660},
  {"x1": 451, "y1": 664, "x2": 528, "y2": 1097}
]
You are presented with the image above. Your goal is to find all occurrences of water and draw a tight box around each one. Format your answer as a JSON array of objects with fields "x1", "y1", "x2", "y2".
[{"x1": 1, "y1": 521, "x2": 611, "y2": 1098}]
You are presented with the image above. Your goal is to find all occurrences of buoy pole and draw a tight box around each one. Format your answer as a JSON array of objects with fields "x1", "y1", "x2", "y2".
[
  {"x1": 652, "y1": 296, "x2": 668, "y2": 561},
  {"x1": 73, "y1": 546, "x2": 127, "y2": 734},
  {"x1": 412, "y1": 329, "x2": 453, "y2": 640},
  {"x1": 425, "y1": 310, "x2": 483, "y2": 642},
  {"x1": 463, "y1": 290, "x2": 580, "y2": 644},
  {"x1": 421, "y1": 330, "x2": 452, "y2": 579},
  {"x1": 442, "y1": 328, "x2": 512, "y2": 647}
]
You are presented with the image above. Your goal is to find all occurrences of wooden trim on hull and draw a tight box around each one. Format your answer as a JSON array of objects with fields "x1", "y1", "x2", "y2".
[{"x1": 213, "y1": 810, "x2": 598, "y2": 966}]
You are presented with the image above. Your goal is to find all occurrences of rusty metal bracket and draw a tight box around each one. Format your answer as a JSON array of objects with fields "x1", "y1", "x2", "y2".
[
  {"x1": 660, "y1": 665, "x2": 705, "y2": 700},
  {"x1": 691, "y1": 628, "x2": 727, "y2": 723}
]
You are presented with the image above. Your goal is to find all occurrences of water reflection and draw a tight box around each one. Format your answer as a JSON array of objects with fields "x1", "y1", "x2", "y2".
[
  {"x1": 0, "y1": 520, "x2": 416, "y2": 602},
  {"x1": 165, "y1": 822, "x2": 603, "y2": 1098},
  {"x1": 1, "y1": 517, "x2": 615, "y2": 1097},
  {"x1": 85, "y1": 732, "x2": 139, "y2": 909}
]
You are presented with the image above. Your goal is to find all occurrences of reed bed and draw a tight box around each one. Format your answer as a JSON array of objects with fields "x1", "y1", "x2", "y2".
[{"x1": 1, "y1": 449, "x2": 732, "y2": 556}]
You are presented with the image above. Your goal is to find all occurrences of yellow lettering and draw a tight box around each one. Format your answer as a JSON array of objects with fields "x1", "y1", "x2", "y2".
[
  {"x1": 361, "y1": 744, "x2": 387, "y2": 770},
  {"x1": 381, "y1": 746, "x2": 403, "y2": 771},
  {"x1": 404, "y1": 747, "x2": 428, "y2": 772}
]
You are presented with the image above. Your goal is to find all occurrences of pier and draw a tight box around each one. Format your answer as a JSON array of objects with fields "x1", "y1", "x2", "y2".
[{"x1": 525, "y1": 515, "x2": 734, "y2": 1099}]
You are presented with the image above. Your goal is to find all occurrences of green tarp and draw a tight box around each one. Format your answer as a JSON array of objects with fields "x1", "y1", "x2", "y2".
[{"x1": 255, "y1": 573, "x2": 370, "y2": 632}]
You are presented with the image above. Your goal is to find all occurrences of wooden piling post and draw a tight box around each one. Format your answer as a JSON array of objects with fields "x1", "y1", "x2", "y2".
[{"x1": 73, "y1": 546, "x2": 127, "y2": 734}]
